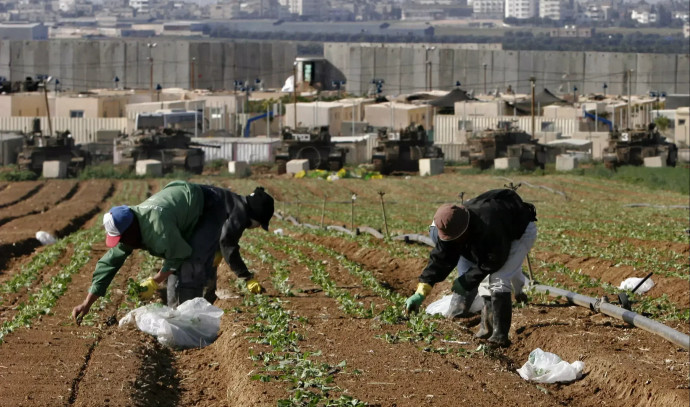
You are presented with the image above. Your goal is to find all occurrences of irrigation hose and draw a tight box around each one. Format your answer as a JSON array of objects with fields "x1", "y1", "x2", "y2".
[{"x1": 532, "y1": 284, "x2": 690, "y2": 351}]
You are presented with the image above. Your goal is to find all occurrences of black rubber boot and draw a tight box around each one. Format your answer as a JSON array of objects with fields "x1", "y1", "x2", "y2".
[
  {"x1": 474, "y1": 296, "x2": 493, "y2": 339},
  {"x1": 454, "y1": 288, "x2": 479, "y2": 318},
  {"x1": 514, "y1": 291, "x2": 529, "y2": 304},
  {"x1": 488, "y1": 292, "x2": 513, "y2": 348}
]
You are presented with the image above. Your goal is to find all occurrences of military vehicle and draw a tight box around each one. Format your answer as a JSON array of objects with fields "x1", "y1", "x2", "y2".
[
  {"x1": 468, "y1": 122, "x2": 547, "y2": 170},
  {"x1": 602, "y1": 124, "x2": 678, "y2": 168},
  {"x1": 115, "y1": 128, "x2": 216, "y2": 174},
  {"x1": 371, "y1": 125, "x2": 444, "y2": 174},
  {"x1": 275, "y1": 126, "x2": 347, "y2": 174},
  {"x1": 16, "y1": 118, "x2": 91, "y2": 176}
]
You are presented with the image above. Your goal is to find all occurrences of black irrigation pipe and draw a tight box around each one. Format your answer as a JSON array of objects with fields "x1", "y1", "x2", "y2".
[{"x1": 270, "y1": 210, "x2": 690, "y2": 351}]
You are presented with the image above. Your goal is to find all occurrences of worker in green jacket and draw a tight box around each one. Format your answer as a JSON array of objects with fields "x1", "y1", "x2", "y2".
[{"x1": 72, "y1": 180, "x2": 274, "y2": 324}]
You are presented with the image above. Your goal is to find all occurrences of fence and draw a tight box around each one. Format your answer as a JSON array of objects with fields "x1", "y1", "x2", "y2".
[{"x1": 0, "y1": 117, "x2": 128, "y2": 144}]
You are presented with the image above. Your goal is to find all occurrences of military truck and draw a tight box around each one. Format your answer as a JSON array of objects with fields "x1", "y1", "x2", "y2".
[
  {"x1": 16, "y1": 118, "x2": 91, "y2": 176},
  {"x1": 114, "y1": 128, "x2": 215, "y2": 174},
  {"x1": 275, "y1": 126, "x2": 347, "y2": 174},
  {"x1": 602, "y1": 124, "x2": 678, "y2": 168},
  {"x1": 371, "y1": 125, "x2": 444, "y2": 174},
  {"x1": 468, "y1": 122, "x2": 547, "y2": 170}
]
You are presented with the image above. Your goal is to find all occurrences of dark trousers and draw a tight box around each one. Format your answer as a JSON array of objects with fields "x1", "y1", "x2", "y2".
[{"x1": 167, "y1": 185, "x2": 227, "y2": 307}]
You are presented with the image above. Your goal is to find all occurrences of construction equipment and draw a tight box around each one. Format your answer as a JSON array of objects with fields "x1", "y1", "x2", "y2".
[
  {"x1": 371, "y1": 124, "x2": 444, "y2": 174},
  {"x1": 115, "y1": 128, "x2": 218, "y2": 174},
  {"x1": 275, "y1": 126, "x2": 347, "y2": 173},
  {"x1": 468, "y1": 121, "x2": 547, "y2": 170},
  {"x1": 602, "y1": 124, "x2": 678, "y2": 168},
  {"x1": 16, "y1": 118, "x2": 91, "y2": 176}
]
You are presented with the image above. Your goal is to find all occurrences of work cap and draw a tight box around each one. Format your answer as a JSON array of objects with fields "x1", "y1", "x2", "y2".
[
  {"x1": 246, "y1": 187, "x2": 274, "y2": 231},
  {"x1": 103, "y1": 205, "x2": 134, "y2": 248},
  {"x1": 433, "y1": 204, "x2": 470, "y2": 241}
]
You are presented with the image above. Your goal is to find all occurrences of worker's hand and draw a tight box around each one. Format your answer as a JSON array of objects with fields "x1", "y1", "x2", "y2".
[
  {"x1": 405, "y1": 282, "x2": 432, "y2": 315},
  {"x1": 451, "y1": 278, "x2": 467, "y2": 296},
  {"x1": 246, "y1": 279, "x2": 265, "y2": 294},
  {"x1": 72, "y1": 303, "x2": 91, "y2": 326},
  {"x1": 138, "y1": 277, "x2": 158, "y2": 300},
  {"x1": 405, "y1": 293, "x2": 425, "y2": 315}
]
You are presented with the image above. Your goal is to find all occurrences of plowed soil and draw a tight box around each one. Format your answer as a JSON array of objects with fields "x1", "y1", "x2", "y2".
[{"x1": 0, "y1": 175, "x2": 687, "y2": 407}]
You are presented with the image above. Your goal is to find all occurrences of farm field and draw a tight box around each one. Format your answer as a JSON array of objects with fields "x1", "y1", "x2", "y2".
[{"x1": 0, "y1": 173, "x2": 687, "y2": 406}]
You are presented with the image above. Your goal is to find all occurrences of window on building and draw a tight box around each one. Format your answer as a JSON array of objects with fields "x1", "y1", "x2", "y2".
[
  {"x1": 458, "y1": 120, "x2": 473, "y2": 131},
  {"x1": 210, "y1": 107, "x2": 222, "y2": 119},
  {"x1": 70, "y1": 110, "x2": 84, "y2": 118},
  {"x1": 541, "y1": 121, "x2": 555, "y2": 131},
  {"x1": 679, "y1": 119, "x2": 686, "y2": 125}
]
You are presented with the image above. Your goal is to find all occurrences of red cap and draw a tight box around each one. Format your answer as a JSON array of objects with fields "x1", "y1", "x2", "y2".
[{"x1": 434, "y1": 204, "x2": 470, "y2": 241}]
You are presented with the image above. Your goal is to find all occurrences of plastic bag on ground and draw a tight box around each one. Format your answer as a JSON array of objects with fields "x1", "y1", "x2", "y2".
[
  {"x1": 517, "y1": 348, "x2": 585, "y2": 383},
  {"x1": 619, "y1": 277, "x2": 654, "y2": 294},
  {"x1": 425, "y1": 293, "x2": 482, "y2": 318},
  {"x1": 119, "y1": 297, "x2": 224, "y2": 349},
  {"x1": 35, "y1": 231, "x2": 57, "y2": 245}
]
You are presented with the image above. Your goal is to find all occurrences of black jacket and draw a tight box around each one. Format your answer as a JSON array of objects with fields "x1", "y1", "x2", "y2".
[
  {"x1": 216, "y1": 188, "x2": 255, "y2": 279},
  {"x1": 419, "y1": 189, "x2": 537, "y2": 291}
]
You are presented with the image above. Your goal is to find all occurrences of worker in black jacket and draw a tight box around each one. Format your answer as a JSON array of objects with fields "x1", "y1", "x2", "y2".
[{"x1": 405, "y1": 188, "x2": 537, "y2": 347}]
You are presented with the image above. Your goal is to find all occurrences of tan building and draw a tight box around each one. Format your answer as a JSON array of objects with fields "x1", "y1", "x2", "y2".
[
  {"x1": 454, "y1": 100, "x2": 507, "y2": 118},
  {"x1": 364, "y1": 102, "x2": 432, "y2": 131},
  {"x1": 284, "y1": 101, "x2": 344, "y2": 137}
]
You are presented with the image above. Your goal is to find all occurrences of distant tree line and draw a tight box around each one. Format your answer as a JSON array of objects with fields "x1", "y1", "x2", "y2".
[{"x1": 206, "y1": 26, "x2": 689, "y2": 54}]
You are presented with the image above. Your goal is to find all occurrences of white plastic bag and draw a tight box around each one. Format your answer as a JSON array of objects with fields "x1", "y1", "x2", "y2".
[
  {"x1": 119, "y1": 297, "x2": 224, "y2": 349},
  {"x1": 619, "y1": 277, "x2": 654, "y2": 294},
  {"x1": 425, "y1": 293, "x2": 483, "y2": 318},
  {"x1": 517, "y1": 348, "x2": 585, "y2": 383},
  {"x1": 35, "y1": 231, "x2": 57, "y2": 245}
]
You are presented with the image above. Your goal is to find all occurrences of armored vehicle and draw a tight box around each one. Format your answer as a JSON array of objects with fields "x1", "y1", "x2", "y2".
[
  {"x1": 16, "y1": 118, "x2": 91, "y2": 176},
  {"x1": 371, "y1": 125, "x2": 444, "y2": 174},
  {"x1": 602, "y1": 124, "x2": 678, "y2": 168},
  {"x1": 275, "y1": 126, "x2": 347, "y2": 174},
  {"x1": 468, "y1": 122, "x2": 547, "y2": 170},
  {"x1": 115, "y1": 128, "x2": 213, "y2": 174}
]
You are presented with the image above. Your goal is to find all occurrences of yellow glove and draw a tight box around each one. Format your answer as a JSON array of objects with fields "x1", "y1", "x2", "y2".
[
  {"x1": 139, "y1": 277, "x2": 158, "y2": 300},
  {"x1": 246, "y1": 279, "x2": 265, "y2": 294}
]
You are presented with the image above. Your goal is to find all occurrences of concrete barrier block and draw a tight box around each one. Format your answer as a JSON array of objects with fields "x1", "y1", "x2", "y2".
[
  {"x1": 643, "y1": 156, "x2": 665, "y2": 168},
  {"x1": 494, "y1": 157, "x2": 520, "y2": 170},
  {"x1": 136, "y1": 159, "x2": 163, "y2": 177},
  {"x1": 228, "y1": 161, "x2": 250, "y2": 177},
  {"x1": 556, "y1": 154, "x2": 577, "y2": 171},
  {"x1": 42, "y1": 160, "x2": 67, "y2": 178},
  {"x1": 419, "y1": 158, "x2": 444, "y2": 176},
  {"x1": 287, "y1": 159, "x2": 310, "y2": 175}
]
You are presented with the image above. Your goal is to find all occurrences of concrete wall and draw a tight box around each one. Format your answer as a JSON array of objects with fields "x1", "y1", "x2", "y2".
[
  {"x1": 325, "y1": 43, "x2": 690, "y2": 97},
  {"x1": 0, "y1": 39, "x2": 299, "y2": 93}
]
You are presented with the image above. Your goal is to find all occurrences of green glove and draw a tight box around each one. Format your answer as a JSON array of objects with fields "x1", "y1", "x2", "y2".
[
  {"x1": 405, "y1": 293, "x2": 425, "y2": 314},
  {"x1": 246, "y1": 279, "x2": 265, "y2": 294},
  {"x1": 139, "y1": 277, "x2": 158, "y2": 300},
  {"x1": 452, "y1": 278, "x2": 467, "y2": 296}
]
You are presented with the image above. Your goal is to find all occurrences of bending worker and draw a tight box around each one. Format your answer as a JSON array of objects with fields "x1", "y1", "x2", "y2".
[
  {"x1": 405, "y1": 188, "x2": 537, "y2": 347},
  {"x1": 73, "y1": 180, "x2": 274, "y2": 324}
]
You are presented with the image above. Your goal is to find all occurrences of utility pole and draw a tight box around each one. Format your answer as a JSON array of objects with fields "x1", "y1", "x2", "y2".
[
  {"x1": 292, "y1": 62, "x2": 297, "y2": 129},
  {"x1": 483, "y1": 63, "x2": 488, "y2": 95},
  {"x1": 530, "y1": 76, "x2": 536, "y2": 137},
  {"x1": 41, "y1": 77, "x2": 54, "y2": 137},
  {"x1": 424, "y1": 45, "x2": 435, "y2": 92},
  {"x1": 627, "y1": 69, "x2": 633, "y2": 129},
  {"x1": 190, "y1": 57, "x2": 196, "y2": 89},
  {"x1": 146, "y1": 42, "x2": 156, "y2": 99}
]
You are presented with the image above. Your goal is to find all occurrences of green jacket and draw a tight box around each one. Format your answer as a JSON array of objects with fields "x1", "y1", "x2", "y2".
[{"x1": 89, "y1": 180, "x2": 204, "y2": 297}]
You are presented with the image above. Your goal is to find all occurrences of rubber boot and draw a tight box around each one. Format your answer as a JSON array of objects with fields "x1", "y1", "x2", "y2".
[
  {"x1": 453, "y1": 287, "x2": 478, "y2": 318},
  {"x1": 514, "y1": 291, "x2": 528, "y2": 304},
  {"x1": 488, "y1": 292, "x2": 513, "y2": 348},
  {"x1": 474, "y1": 296, "x2": 493, "y2": 339}
]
